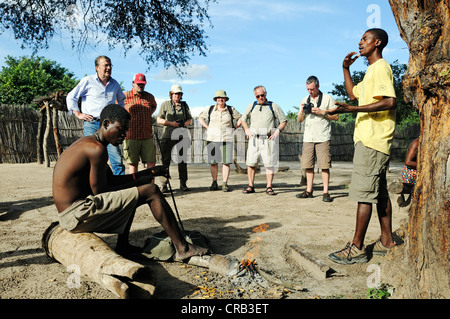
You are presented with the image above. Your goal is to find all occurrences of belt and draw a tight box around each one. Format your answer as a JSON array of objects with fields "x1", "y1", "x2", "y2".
[
  {"x1": 254, "y1": 133, "x2": 270, "y2": 138},
  {"x1": 86, "y1": 117, "x2": 100, "y2": 122}
]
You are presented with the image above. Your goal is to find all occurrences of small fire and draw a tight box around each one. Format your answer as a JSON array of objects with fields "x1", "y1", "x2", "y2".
[
  {"x1": 240, "y1": 224, "x2": 270, "y2": 273},
  {"x1": 239, "y1": 259, "x2": 257, "y2": 273}
]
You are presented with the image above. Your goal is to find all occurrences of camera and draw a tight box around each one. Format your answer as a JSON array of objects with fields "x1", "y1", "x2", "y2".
[
  {"x1": 176, "y1": 119, "x2": 185, "y2": 127},
  {"x1": 303, "y1": 102, "x2": 313, "y2": 114}
]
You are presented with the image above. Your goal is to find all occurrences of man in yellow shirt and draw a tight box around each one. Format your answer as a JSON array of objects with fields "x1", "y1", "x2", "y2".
[{"x1": 326, "y1": 28, "x2": 397, "y2": 264}]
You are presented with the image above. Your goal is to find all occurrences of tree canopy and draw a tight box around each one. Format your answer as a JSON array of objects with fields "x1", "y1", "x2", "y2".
[
  {"x1": 0, "y1": 0, "x2": 216, "y2": 72},
  {"x1": 0, "y1": 55, "x2": 78, "y2": 107}
]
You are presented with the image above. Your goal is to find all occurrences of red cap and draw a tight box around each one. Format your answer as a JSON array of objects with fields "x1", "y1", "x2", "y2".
[{"x1": 133, "y1": 73, "x2": 147, "y2": 84}]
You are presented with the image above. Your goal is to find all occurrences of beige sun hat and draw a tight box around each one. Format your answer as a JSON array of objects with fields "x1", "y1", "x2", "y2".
[
  {"x1": 170, "y1": 84, "x2": 183, "y2": 94},
  {"x1": 213, "y1": 90, "x2": 229, "y2": 101}
]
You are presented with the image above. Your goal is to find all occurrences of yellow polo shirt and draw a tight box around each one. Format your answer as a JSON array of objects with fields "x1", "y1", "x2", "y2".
[{"x1": 353, "y1": 58, "x2": 396, "y2": 155}]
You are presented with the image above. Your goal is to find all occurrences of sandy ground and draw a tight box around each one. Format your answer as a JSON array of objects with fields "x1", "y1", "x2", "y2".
[{"x1": 0, "y1": 160, "x2": 409, "y2": 300}]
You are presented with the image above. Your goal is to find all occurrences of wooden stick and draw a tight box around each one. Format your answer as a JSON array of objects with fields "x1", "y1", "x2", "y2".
[
  {"x1": 290, "y1": 244, "x2": 331, "y2": 280},
  {"x1": 43, "y1": 102, "x2": 51, "y2": 167}
]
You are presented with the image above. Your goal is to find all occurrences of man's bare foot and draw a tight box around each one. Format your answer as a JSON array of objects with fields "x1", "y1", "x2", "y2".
[{"x1": 174, "y1": 243, "x2": 210, "y2": 262}]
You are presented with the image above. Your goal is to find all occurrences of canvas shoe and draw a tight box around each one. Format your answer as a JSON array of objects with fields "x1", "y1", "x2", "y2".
[
  {"x1": 369, "y1": 237, "x2": 396, "y2": 256},
  {"x1": 180, "y1": 181, "x2": 190, "y2": 191},
  {"x1": 323, "y1": 193, "x2": 332, "y2": 202},
  {"x1": 222, "y1": 183, "x2": 229, "y2": 192},
  {"x1": 210, "y1": 180, "x2": 219, "y2": 191},
  {"x1": 328, "y1": 242, "x2": 369, "y2": 265}
]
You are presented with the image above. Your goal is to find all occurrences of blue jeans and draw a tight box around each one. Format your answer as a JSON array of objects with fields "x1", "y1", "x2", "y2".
[{"x1": 83, "y1": 120, "x2": 125, "y2": 175}]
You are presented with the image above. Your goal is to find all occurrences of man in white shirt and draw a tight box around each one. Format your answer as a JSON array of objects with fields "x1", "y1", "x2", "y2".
[
  {"x1": 241, "y1": 86, "x2": 287, "y2": 196},
  {"x1": 66, "y1": 56, "x2": 126, "y2": 175},
  {"x1": 296, "y1": 76, "x2": 338, "y2": 202}
]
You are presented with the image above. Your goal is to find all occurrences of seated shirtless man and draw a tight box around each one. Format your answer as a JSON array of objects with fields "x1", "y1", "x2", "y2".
[{"x1": 52, "y1": 103, "x2": 208, "y2": 261}]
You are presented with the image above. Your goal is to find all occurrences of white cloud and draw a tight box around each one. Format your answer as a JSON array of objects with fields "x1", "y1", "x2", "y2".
[
  {"x1": 154, "y1": 97, "x2": 166, "y2": 107},
  {"x1": 189, "y1": 106, "x2": 207, "y2": 117},
  {"x1": 209, "y1": 0, "x2": 335, "y2": 21},
  {"x1": 152, "y1": 64, "x2": 212, "y2": 85}
]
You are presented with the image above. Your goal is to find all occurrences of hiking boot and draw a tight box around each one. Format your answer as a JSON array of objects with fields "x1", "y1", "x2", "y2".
[
  {"x1": 222, "y1": 183, "x2": 229, "y2": 192},
  {"x1": 323, "y1": 193, "x2": 332, "y2": 202},
  {"x1": 210, "y1": 180, "x2": 219, "y2": 191},
  {"x1": 296, "y1": 191, "x2": 313, "y2": 198},
  {"x1": 180, "y1": 181, "x2": 190, "y2": 191},
  {"x1": 369, "y1": 237, "x2": 396, "y2": 256},
  {"x1": 328, "y1": 242, "x2": 369, "y2": 265}
]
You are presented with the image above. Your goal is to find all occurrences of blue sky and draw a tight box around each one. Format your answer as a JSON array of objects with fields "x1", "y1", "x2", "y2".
[{"x1": 0, "y1": 0, "x2": 409, "y2": 116}]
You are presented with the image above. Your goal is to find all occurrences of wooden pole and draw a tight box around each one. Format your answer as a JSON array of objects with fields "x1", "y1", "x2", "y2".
[
  {"x1": 52, "y1": 108, "x2": 62, "y2": 157},
  {"x1": 51, "y1": 91, "x2": 63, "y2": 157},
  {"x1": 36, "y1": 107, "x2": 45, "y2": 164},
  {"x1": 43, "y1": 102, "x2": 51, "y2": 167}
]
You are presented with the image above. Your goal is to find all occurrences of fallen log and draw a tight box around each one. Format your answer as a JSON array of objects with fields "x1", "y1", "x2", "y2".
[{"x1": 42, "y1": 222, "x2": 156, "y2": 299}]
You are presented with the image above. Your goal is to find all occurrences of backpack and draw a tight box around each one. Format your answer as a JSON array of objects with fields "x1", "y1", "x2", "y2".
[
  {"x1": 250, "y1": 101, "x2": 278, "y2": 127},
  {"x1": 208, "y1": 104, "x2": 235, "y2": 128}
]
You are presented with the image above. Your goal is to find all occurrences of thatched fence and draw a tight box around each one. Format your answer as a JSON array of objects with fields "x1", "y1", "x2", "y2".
[{"x1": 0, "y1": 104, "x2": 419, "y2": 164}]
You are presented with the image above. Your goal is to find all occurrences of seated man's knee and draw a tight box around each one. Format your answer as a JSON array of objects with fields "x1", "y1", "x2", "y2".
[{"x1": 139, "y1": 182, "x2": 161, "y2": 199}]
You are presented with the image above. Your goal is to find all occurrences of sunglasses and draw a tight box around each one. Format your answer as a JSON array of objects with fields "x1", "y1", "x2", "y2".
[{"x1": 256, "y1": 94, "x2": 266, "y2": 98}]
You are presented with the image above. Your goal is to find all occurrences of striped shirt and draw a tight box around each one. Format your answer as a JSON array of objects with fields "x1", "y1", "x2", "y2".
[{"x1": 124, "y1": 90, "x2": 157, "y2": 140}]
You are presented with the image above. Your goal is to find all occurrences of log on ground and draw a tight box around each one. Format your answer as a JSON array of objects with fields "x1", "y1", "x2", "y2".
[{"x1": 42, "y1": 222, "x2": 156, "y2": 299}]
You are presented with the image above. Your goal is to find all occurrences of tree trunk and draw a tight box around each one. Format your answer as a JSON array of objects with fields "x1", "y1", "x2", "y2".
[{"x1": 385, "y1": 0, "x2": 449, "y2": 298}]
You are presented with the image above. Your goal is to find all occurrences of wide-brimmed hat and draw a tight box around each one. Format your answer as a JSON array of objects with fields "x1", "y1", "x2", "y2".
[
  {"x1": 171, "y1": 84, "x2": 183, "y2": 94},
  {"x1": 213, "y1": 90, "x2": 229, "y2": 101},
  {"x1": 133, "y1": 73, "x2": 147, "y2": 84}
]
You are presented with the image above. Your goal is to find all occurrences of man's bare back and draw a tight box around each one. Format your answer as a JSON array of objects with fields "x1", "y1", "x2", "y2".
[{"x1": 53, "y1": 135, "x2": 109, "y2": 213}]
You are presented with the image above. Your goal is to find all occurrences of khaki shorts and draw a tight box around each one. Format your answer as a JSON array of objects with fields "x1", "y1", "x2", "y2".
[
  {"x1": 301, "y1": 141, "x2": 331, "y2": 169},
  {"x1": 58, "y1": 187, "x2": 140, "y2": 234},
  {"x1": 349, "y1": 142, "x2": 390, "y2": 203},
  {"x1": 246, "y1": 136, "x2": 278, "y2": 168},
  {"x1": 206, "y1": 141, "x2": 233, "y2": 164},
  {"x1": 123, "y1": 138, "x2": 156, "y2": 164}
]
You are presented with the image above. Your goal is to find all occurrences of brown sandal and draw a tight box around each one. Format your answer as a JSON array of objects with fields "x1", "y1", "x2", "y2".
[{"x1": 243, "y1": 186, "x2": 255, "y2": 194}]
